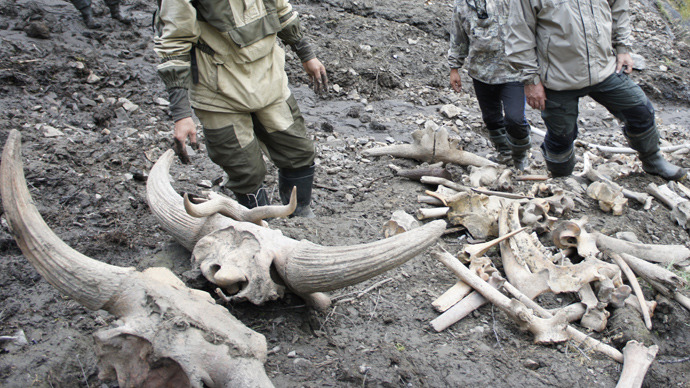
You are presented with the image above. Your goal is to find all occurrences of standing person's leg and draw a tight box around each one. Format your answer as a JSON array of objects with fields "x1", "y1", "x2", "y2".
[
  {"x1": 473, "y1": 79, "x2": 512, "y2": 164},
  {"x1": 70, "y1": 0, "x2": 100, "y2": 28},
  {"x1": 195, "y1": 109, "x2": 270, "y2": 209},
  {"x1": 103, "y1": 0, "x2": 132, "y2": 24},
  {"x1": 253, "y1": 95, "x2": 317, "y2": 218},
  {"x1": 540, "y1": 89, "x2": 582, "y2": 177},
  {"x1": 501, "y1": 81, "x2": 532, "y2": 170},
  {"x1": 589, "y1": 73, "x2": 685, "y2": 181}
]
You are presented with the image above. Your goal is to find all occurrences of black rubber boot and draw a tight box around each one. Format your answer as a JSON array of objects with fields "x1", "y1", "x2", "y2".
[
  {"x1": 79, "y1": 6, "x2": 101, "y2": 29},
  {"x1": 625, "y1": 127, "x2": 686, "y2": 181},
  {"x1": 507, "y1": 134, "x2": 531, "y2": 171},
  {"x1": 108, "y1": 2, "x2": 132, "y2": 24},
  {"x1": 234, "y1": 186, "x2": 269, "y2": 209},
  {"x1": 279, "y1": 164, "x2": 316, "y2": 218},
  {"x1": 488, "y1": 128, "x2": 512, "y2": 165},
  {"x1": 541, "y1": 143, "x2": 576, "y2": 178}
]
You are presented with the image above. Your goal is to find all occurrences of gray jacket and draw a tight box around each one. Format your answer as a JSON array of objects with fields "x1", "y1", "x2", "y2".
[{"x1": 505, "y1": 0, "x2": 633, "y2": 91}]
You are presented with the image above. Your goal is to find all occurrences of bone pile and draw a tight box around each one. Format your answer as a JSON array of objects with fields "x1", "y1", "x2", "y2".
[{"x1": 369, "y1": 129, "x2": 690, "y2": 387}]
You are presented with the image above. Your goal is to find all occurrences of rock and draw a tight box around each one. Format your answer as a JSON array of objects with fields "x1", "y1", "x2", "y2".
[
  {"x1": 198, "y1": 180, "x2": 213, "y2": 188},
  {"x1": 42, "y1": 125, "x2": 63, "y2": 137},
  {"x1": 332, "y1": 84, "x2": 341, "y2": 93},
  {"x1": 118, "y1": 97, "x2": 139, "y2": 112},
  {"x1": 86, "y1": 71, "x2": 101, "y2": 84},
  {"x1": 25, "y1": 21, "x2": 49, "y2": 39},
  {"x1": 321, "y1": 122, "x2": 334, "y2": 132},
  {"x1": 155, "y1": 97, "x2": 170, "y2": 106},
  {"x1": 369, "y1": 121, "x2": 387, "y2": 131},
  {"x1": 523, "y1": 359, "x2": 540, "y2": 370},
  {"x1": 440, "y1": 104, "x2": 461, "y2": 118},
  {"x1": 287, "y1": 350, "x2": 297, "y2": 358}
]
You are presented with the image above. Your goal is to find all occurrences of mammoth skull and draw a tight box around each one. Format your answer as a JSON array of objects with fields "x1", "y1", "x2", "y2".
[{"x1": 147, "y1": 150, "x2": 447, "y2": 307}]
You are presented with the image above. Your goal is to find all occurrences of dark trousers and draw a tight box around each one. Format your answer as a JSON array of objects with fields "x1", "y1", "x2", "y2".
[
  {"x1": 542, "y1": 72, "x2": 654, "y2": 155},
  {"x1": 472, "y1": 79, "x2": 530, "y2": 140}
]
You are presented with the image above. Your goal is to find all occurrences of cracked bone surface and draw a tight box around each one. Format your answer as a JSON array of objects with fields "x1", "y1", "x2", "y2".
[
  {"x1": 615, "y1": 341, "x2": 659, "y2": 388},
  {"x1": 447, "y1": 192, "x2": 502, "y2": 240},
  {"x1": 362, "y1": 125, "x2": 497, "y2": 167},
  {"x1": 1, "y1": 130, "x2": 273, "y2": 388},
  {"x1": 148, "y1": 150, "x2": 447, "y2": 307}
]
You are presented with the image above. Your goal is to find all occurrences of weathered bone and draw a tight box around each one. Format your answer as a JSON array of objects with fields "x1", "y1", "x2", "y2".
[
  {"x1": 419, "y1": 175, "x2": 471, "y2": 192},
  {"x1": 500, "y1": 280, "x2": 623, "y2": 363},
  {"x1": 615, "y1": 341, "x2": 659, "y2": 388},
  {"x1": 416, "y1": 207, "x2": 449, "y2": 220},
  {"x1": 622, "y1": 189, "x2": 653, "y2": 210},
  {"x1": 362, "y1": 126, "x2": 497, "y2": 167},
  {"x1": 619, "y1": 252, "x2": 690, "y2": 312},
  {"x1": 623, "y1": 295, "x2": 657, "y2": 322},
  {"x1": 587, "y1": 180, "x2": 627, "y2": 215},
  {"x1": 383, "y1": 210, "x2": 420, "y2": 238},
  {"x1": 388, "y1": 162, "x2": 452, "y2": 181},
  {"x1": 417, "y1": 195, "x2": 444, "y2": 206},
  {"x1": 432, "y1": 281, "x2": 472, "y2": 312},
  {"x1": 551, "y1": 218, "x2": 599, "y2": 258},
  {"x1": 148, "y1": 149, "x2": 448, "y2": 306},
  {"x1": 593, "y1": 232, "x2": 690, "y2": 265},
  {"x1": 608, "y1": 252, "x2": 652, "y2": 330},
  {"x1": 183, "y1": 189, "x2": 296, "y2": 226},
  {"x1": 578, "y1": 283, "x2": 609, "y2": 332},
  {"x1": 434, "y1": 248, "x2": 569, "y2": 344},
  {"x1": 447, "y1": 192, "x2": 502, "y2": 239},
  {"x1": 579, "y1": 151, "x2": 651, "y2": 209},
  {"x1": 430, "y1": 274, "x2": 502, "y2": 331},
  {"x1": 468, "y1": 165, "x2": 500, "y2": 187},
  {"x1": 496, "y1": 168, "x2": 513, "y2": 191},
  {"x1": 1, "y1": 130, "x2": 273, "y2": 387},
  {"x1": 646, "y1": 182, "x2": 690, "y2": 229}
]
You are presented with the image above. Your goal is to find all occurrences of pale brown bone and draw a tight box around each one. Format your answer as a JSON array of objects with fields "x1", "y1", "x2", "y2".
[
  {"x1": 383, "y1": 210, "x2": 420, "y2": 238},
  {"x1": 615, "y1": 341, "x2": 659, "y2": 388},
  {"x1": 496, "y1": 168, "x2": 513, "y2": 191},
  {"x1": 578, "y1": 283, "x2": 609, "y2": 332},
  {"x1": 468, "y1": 165, "x2": 500, "y2": 187},
  {"x1": 183, "y1": 189, "x2": 296, "y2": 226},
  {"x1": 1, "y1": 130, "x2": 273, "y2": 388},
  {"x1": 587, "y1": 181, "x2": 627, "y2": 215},
  {"x1": 362, "y1": 126, "x2": 497, "y2": 167},
  {"x1": 593, "y1": 232, "x2": 690, "y2": 265},
  {"x1": 646, "y1": 182, "x2": 690, "y2": 230},
  {"x1": 419, "y1": 175, "x2": 471, "y2": 192},
  {"x1": 447, "y1": 192, "x2": 502, "y2": 239},
  {"x1": 148, "y1": 149, "x2": 448, "y2": 307},
  {"x1": 434, "y1": 248, "x2": 569, "y2": 344},
  {"x1": 388, "y1": 162, "x2": 452, "y2": 181},
  {"x1": 608, "y1": 252, "x2": 653, "y2": 330},
  {"x1": 430, "y1": 274, "x2": 502, "y2": 331},
  {"x1": 579, "y1": 152, "x2": 651, "y2": 209},
  {"x1": 416, "y1": 207, "x2": 449, "y2": 220},
  {"x1": 432, "y1": 281, "x2": 472, "y2": 312},
  {"x1": 618, "y1": 252, "x2": 690, "y2": 312},
  {"x1": 551, "y1": 218, "x2": 599, "y2": 258}
]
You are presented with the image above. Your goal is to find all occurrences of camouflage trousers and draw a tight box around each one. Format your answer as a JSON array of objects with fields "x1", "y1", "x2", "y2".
[{"x1": 195, "y1": 94, "x2": 316, "y2": 194}]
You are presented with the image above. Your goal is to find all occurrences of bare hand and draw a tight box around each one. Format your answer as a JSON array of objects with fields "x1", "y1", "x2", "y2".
[
  {"x1": 449, "y1": 68, "x2": 462, "y2": 93},
  {"x1": 525, "y1": 83, "x2": 546, "y2": 110},
  {"x1": 616, "y1": 53, "x2": 634, "y2": 74},
  {"x1": 302, "y1": 58, "x2": 328, "y2": 94},
  {"x1": 173, "y1": 117, "x2": 198, "y2": 164}
]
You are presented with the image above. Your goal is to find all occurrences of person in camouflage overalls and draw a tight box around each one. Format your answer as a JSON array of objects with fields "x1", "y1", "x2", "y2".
[
  {"x1": 154, "y1": 0, "x2": 329, "y2": 217},
  {"x1": 69, "y1": 0, "x2": 131, "y2": 29},
  {"x1": 448, "y1": 0, "x2": 531, "y2": 169}
]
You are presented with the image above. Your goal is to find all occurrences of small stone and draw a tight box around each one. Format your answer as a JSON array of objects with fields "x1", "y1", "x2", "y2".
[
  {"x1": 287, "y1": 350, "x2": 297, "y2": 358},
  {"x1": 43, "y1": 125, "x2": 64, "y2": 138},
  {"x1": 155, "y1": 97, "x2": 170, "y2": 106},
  {"x1": 440, "y1": 104, "x2": 461, "y2": 119},
  {"x1": 332, "y1": 84, "x2": 341, "y2": 93},
  {"x1": 369, "y1": 121, "x2": 387, "y2": 131},
  {"x1": 119, "y1": 98, "x2": 139, "y2": 112},
  {"x1": 86, "y1": 72, "x2": 101, "y2": 84},
  {"x1": 25, "y1": 22, "x2": 50, "y2": 39},
  {"x1": 523, "y1": 359, "x2": 540, "y2": 370},
  {"x1": 321, "y1": 122, "x2": 335, "y2": 132},
  {"x1": 659, "y1": 65, "x2": 668, "y2": 72},
  {"x1": 101, "y1": 128, "x2": 111, "y2": 136}
]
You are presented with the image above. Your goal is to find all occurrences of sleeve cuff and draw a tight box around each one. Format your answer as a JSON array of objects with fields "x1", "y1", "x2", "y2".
[
  {"x1": 167, "y1": 87, "x2": 193, "y2": 122},
  {"x1": 291, "y1": 37, "x2": 316, "y2": 63}
]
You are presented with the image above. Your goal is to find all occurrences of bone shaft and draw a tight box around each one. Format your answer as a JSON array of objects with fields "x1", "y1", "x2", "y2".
[
  {"x1": 416, "y1": 207, "x2": 449, "y2": 220},
  {"x1": 432, "y1": 281, "x2": 473, "y2": 312},
  {"x1": 419, "y1": 176, "x2": 470, "y2": 192},
  {"x1": 417, "y1": 195, "x2": 444, "y2": 206},
  {"x1": 646, "y1": 183, "x2": 677, "y2": 209},
  {"x1": 501, "y1": 281, "x2": 624, "y2": 363},
  {"x1": 430, "y1": 290, "x2": 487, "y2": 332},
  {"x1": 609, "y1": 252, "x2": 653, "y2": 330}
]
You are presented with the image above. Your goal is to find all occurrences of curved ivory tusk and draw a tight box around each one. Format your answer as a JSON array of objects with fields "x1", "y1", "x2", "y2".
[
  {"x1": 183, "y1": 188, "x2": 297, "y2": 225},
  {"x1": 1, "y1": 130, "x2": 131, "y2": 311},
  {"x1": 280, "y1": 220, "x2": 447, "y2": 294}
]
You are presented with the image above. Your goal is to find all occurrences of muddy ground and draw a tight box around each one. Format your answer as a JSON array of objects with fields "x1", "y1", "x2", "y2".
[{"x1": 1, "y1": 0, "x2": 690, "y2": 386}]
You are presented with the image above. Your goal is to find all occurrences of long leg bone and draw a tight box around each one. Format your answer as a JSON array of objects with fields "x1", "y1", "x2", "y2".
[
  {"x1": 434, "y1": 248, "x2": 569, "y2": 344},
  {"x1": 593, "y1": 232, "x2": 690, "y2": 265},
  {"x1": 646, "y1": 183, "x2": 690, "y2": 230},
  {"x1": 615, "y1": 341, "x2": 659, "y2": 388},
  {"x1": 430, "y1": 274, "x2": 502, "y2": 331}
]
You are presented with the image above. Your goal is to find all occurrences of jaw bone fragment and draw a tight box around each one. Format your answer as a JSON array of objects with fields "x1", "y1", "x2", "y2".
[
  {"x1": 148, "y1": 149, "x2": 448, "y2": 308},
  {"x1": 362, "y1": 125, "x2": 497, "y2": 167},
  {"x1": 615, "y1": 341, "x2": 659, "y2": 388},
  {"x1": 1, "y1": 130, "x2": 274, "y2": 388}
]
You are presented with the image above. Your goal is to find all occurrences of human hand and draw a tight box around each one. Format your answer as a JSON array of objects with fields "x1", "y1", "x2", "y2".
[
  {"x1": 525, "y1": 83, "x2": 546, "y2": 110},
  {"x1": 302, "y1": 58, "x2": 328, "y2": 94},
  {"x1": 450, "y1": 68, "x2": 462, "y2": 93},
  {"x1": 173, "y1": 117, "x2": 198, "y2": 164},
  {"x1": 616, "y1": 53, "x2": 634, "y2": 74}
]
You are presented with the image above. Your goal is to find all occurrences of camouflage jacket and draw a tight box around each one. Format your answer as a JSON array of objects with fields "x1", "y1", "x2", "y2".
[{"x1": 448, "y1": 0, "x2": 520, "y2": 84}]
